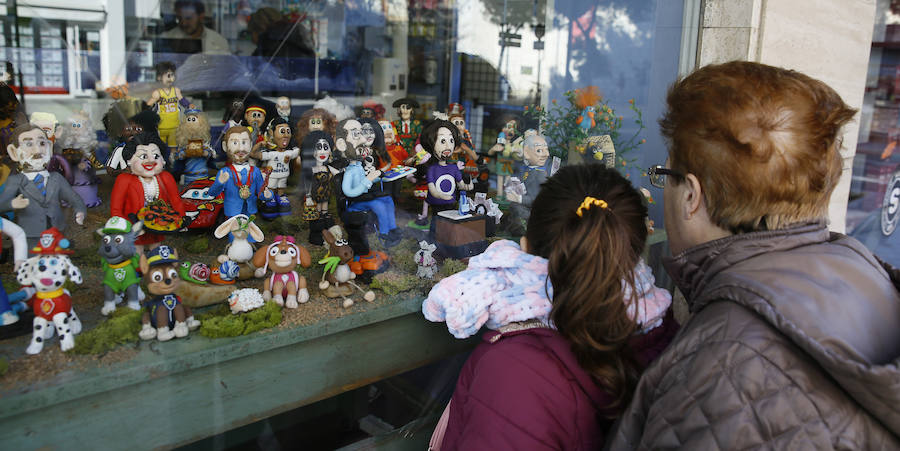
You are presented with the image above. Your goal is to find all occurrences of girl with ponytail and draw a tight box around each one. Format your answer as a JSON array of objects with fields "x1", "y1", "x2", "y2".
[{"x1": 424, "y1": 164, "x2": 678, "y2": 450}]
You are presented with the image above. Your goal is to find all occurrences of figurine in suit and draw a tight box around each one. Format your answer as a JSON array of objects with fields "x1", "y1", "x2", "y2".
[
  {"x1": 208, "y1": 126, "x2": 273, "y2": 219},
  {"x1": 0, "y1": 124, "x2": 85, "y2": 247}
]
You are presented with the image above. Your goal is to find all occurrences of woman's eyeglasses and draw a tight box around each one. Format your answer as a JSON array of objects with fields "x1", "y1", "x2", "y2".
[{"x1": 647, "y1": 165, "x2": 685, "y2": 189}]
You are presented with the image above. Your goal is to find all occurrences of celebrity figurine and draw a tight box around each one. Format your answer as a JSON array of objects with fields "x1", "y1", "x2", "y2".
[
  {"x1": 109, "y1": 132, "x2": 186, "y2": 254},
  {"x1": 390, "y1": 97, "x2": 422, "y2": 159},
  {"x1": 243, "y1": 102, "x2": 268, "y2": 152},
  {"x1": 145, "y1": 61, "x2": 194, "y2": 151},
  {"x1": 421, "y1": 120, "x2": 473, "y2": 224},
  {"x1": 296, "y1": 107, "x2": 337, "y2": 145},
  {"x1": 276, "y1": 96, "x2": 291, "y2": 121},
  {"x1": 488, "y1": 117, "x2": 522, "y2": 198},
  {"x1": 0, "y1": 217, "x2": 29, "y2": 325},
  {"x1": 105, "y1": 109, "x2": 164, "y2": 171},
  {"x1": 173, "y1": 108, "x2": 214, "y2": 185},
  {"x1": 336, "y1": 118, "x2": 402, "y2": 252},
  {"x1": 0, "y1": 125, "x2": 86, "y2": 248},
  {"x1": 208, "y1": 125, "x2": 274, "y2": 220},
  {"x1": 305, "y1": 130, "x2": 340, "y2": 216},
  {"x1": 254, "y1": 117, "x2": 301, "y2": 217},
  {"x1": 29, "y1": 112, "x2": 59, "y2": 144},
  {"x1": 513, "y1": 131, "x2": 549, "y2": 207},
  {"x1": 54, "y1": 126, "x2": 102, "y2": 207}
]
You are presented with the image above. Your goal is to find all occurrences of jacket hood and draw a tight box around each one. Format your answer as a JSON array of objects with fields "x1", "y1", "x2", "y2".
[{"x1": 664, "y1": 221, "x2": 900, "y2": 435}]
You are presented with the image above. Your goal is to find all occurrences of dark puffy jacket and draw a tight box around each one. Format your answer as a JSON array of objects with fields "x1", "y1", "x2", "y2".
[
  {"x1": 609, "y1": 222, "x2": 900, "y2": 450},
  {"x1": 443, "y1": 317, "x2": 678, "y2": 450}
]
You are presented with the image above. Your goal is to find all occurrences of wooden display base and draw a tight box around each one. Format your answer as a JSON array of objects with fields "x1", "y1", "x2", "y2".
[{"x1": 433, "y1": 212, "x2": 489, "y2": 259}]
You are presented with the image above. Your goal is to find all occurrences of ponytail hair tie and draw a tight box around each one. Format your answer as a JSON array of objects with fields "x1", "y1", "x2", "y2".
[{"x1": 576, "y1": 196, "x2": 609, "y2": 217}]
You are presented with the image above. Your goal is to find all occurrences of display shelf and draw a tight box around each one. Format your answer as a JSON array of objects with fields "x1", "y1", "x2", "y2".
[{"x1": 0, "y1": 294, "x2": 477, "y2": 450}]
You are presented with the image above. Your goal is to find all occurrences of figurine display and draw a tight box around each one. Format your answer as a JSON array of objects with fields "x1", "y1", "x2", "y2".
[
  {"x1": 138, "y1": 245, "x2": 200, "y2": 341},
  {"x1": 296, "y1": 107, "x2": 337, "y2": 145},
  {"x1": 252, "y1": 235, "x2": 312, "y2": 308},
  {"x1": 415, "y1": 240, "x2": 438, "y2": 279},
  {"x1": 419, "y1": 119, "x2": 473, "y2": 226},
  {"x1": 52, "y1": 124, "x2": 103, "y2": 208},
  {"x1": 447, "y1": 105, "x2": 479, "y2": 179},
  {"x1": 336, "y1": 118, "x2": 402, "y2": 252},
  {"x1": 109, "y1": 133, "x2": 186, "y2": 253},
  {"x1": 29, "y1": 112, "x2": 59, "y2": 144},
  {"x1": 0, "y1": 217, "x2": 29, "y2": 325},
  {"x1": 97, "y1": 216, "x2": 145, "y2": 315},
  {"x1": 487, "y1": 117, "x2": 522, "y2": 199},
  {"x1": 380, "y1": 119, "x2": 408, "y2": 167},
  {"x1": 173, "y1": 108, "x2": 214, "y2": 185},
  {"x1": 508, "y1": 131, "x2": 549, "y2": 208},
  {"x1": 391, "y1": 98, "x2": 422, "y2": 158},
  {"x1": 208, "y1": 126, "x2": 273, "y2": 221},
  {"x1": 214, "y1": 214, "x2": 264, "y2": 278},
  {"x1": 254, "y1": 117, "x2": 301, "y2": 218},
  {"x1": 0, "y1": 124, "x2": 86, "y2": 247},
  {"x1": 276, "y1": 96, "x2": 291, "y2": 121},
  {"x1": 15, "y1": 227, "x2": 83, "y2": 354},
  {"x1": 319, "y1": 226, "x2": 375, "y2": 308},
  {"x1": 145, "y1": 61, "x2": 194, "y2": 151}
]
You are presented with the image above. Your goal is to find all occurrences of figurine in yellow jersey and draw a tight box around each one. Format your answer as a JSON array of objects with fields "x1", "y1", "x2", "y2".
[{"x1": 146, "y1": 62, "x2": 194, "y2": 151}]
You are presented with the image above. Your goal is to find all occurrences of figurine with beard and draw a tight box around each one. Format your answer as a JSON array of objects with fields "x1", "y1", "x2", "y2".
[{"x1": 173, "y1": 109, "x2": 214, "y2": 185}]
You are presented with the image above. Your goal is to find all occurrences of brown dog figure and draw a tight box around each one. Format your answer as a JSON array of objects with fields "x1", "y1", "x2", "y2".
[
  {"x1": 138, "y1": 245, "x2": 200, "y2": 341},
  {"x1": 252, "y1": 235, "x2": 312, "y2": 308},
  {"x1": 319, "y1": 226, "x2": 375, "y2": 308}
]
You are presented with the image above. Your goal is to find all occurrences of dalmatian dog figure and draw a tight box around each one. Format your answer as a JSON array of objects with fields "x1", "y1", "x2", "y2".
[{"x1": 15, "y1": 227, "x2": 83, "y2": 354}]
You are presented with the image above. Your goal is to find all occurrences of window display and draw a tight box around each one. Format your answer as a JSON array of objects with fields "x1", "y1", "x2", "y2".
[{"x1": 0, "y1": 1, "x2": 689, "y2": 448}]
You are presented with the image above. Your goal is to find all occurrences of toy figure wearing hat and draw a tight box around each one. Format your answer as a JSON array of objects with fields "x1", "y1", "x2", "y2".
[
  {"x1": 391, "y1": 97, "x2": 422, "y2": 159},
  {"x1": 109, "y1": 132, "x2": 186, "y2": 254},
  {"x1": 0, "y1": 124, "x2": 86, "y2": 248},
  {"x1": 253, "y1": 116, "x2": 301, "y2": 218},
  {"x1": 138, "y1": 245, "x2": 200, "y2": 341},
  {"x1": 208, "y1": 125, "x2": 274, "y2": 224},
  {"x1": 15, "y1": 227, "x2": 83, "y2": 354},
  {"x1": 0, "y1": 217, "x2": 32, "y2": 326},
  {"x1": 173, "y1": 108, "x2": 214, "y2": 184},
  {"x1": 97, "y1": 216, "x2": 145, "y2": 315},
  {"x1": 146, "y1": 61, "x2": 194, "y2": 151}
]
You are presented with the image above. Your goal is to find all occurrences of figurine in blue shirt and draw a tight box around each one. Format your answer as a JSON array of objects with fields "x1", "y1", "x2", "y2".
[{"x1": 207, "y1": 126, "x2": 273, "y2": 219}]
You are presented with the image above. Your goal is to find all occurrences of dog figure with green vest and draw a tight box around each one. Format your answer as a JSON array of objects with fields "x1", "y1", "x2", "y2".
[{"x1": 97, "y1": 216, "x2": 145, "y2": 315}]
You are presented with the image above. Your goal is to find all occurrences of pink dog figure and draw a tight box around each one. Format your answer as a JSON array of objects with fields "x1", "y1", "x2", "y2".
[{"x1": 15, "y1": 227, "x2": 83, "y2": 354}]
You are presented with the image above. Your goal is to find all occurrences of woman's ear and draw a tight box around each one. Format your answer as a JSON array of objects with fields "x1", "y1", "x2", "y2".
[{"x1": 519, "y1": 236, "x2": 529, "y2": 253}]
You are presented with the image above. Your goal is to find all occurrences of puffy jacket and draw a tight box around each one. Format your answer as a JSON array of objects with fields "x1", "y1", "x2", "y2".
[
  {"x1": 609, "y1": 222, "x2": 900, "y2": 450},
  {"x1": 443, "y1": 316, "x2": 678, "y2": 450}
]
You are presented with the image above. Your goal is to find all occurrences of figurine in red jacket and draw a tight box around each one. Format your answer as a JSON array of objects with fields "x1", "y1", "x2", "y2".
[{"x1": 110, "y1": 133, "x2": 185, "y2": 253}]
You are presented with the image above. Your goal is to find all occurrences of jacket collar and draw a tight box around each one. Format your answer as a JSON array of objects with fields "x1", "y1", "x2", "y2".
[{"x1": 663, "y1": 221, "x2": 830, "y2": 312}]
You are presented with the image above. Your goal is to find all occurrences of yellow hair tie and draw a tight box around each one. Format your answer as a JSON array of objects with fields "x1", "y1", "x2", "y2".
[{"x1": 576, "y1": 196, "x2": 608, "y2": 217}]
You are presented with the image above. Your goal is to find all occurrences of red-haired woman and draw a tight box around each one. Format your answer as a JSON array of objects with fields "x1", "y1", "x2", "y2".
[{"x1": 423, "y1": 164, "x2": 678, "y2": 449}]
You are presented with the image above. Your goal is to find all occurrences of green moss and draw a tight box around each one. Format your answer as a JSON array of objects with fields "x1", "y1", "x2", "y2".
[
  {"x1": 439, "y1": 258, "x2": 467, "y2": 279},
  {"x1": 370, "y1": 270, "x2": 430, "y2": 296},
  {"x1": 0, "y1": 356, "x2": 8, "y2": 376},
  {"x1": 390, "y1": 238, "x2": 422, "y2": 274},
  {"x1": 198, "y1": 301, "x2": 282, "y2": 338},
  {"x1": 72, "y1": 308, "x2": 143, "y2": 354},
  {"x1": 184, "y1": 235, "x2": 210, "y2": 254},
  {"x1": 72, "y1": 245, "x2": 102, "y2": 268}
]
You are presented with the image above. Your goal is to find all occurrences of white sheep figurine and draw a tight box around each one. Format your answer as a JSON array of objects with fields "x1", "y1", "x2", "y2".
[
  {"x1": 228, "y1": 288, "x2": 266, "y2": 314},
  {"x1": 415, "y1": 241, "x2": 438, "y2": 279}
]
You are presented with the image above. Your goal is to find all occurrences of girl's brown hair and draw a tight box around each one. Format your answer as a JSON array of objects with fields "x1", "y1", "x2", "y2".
[{"x1": 525, "y1": 163, "x2": 648, "y2": 413}]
